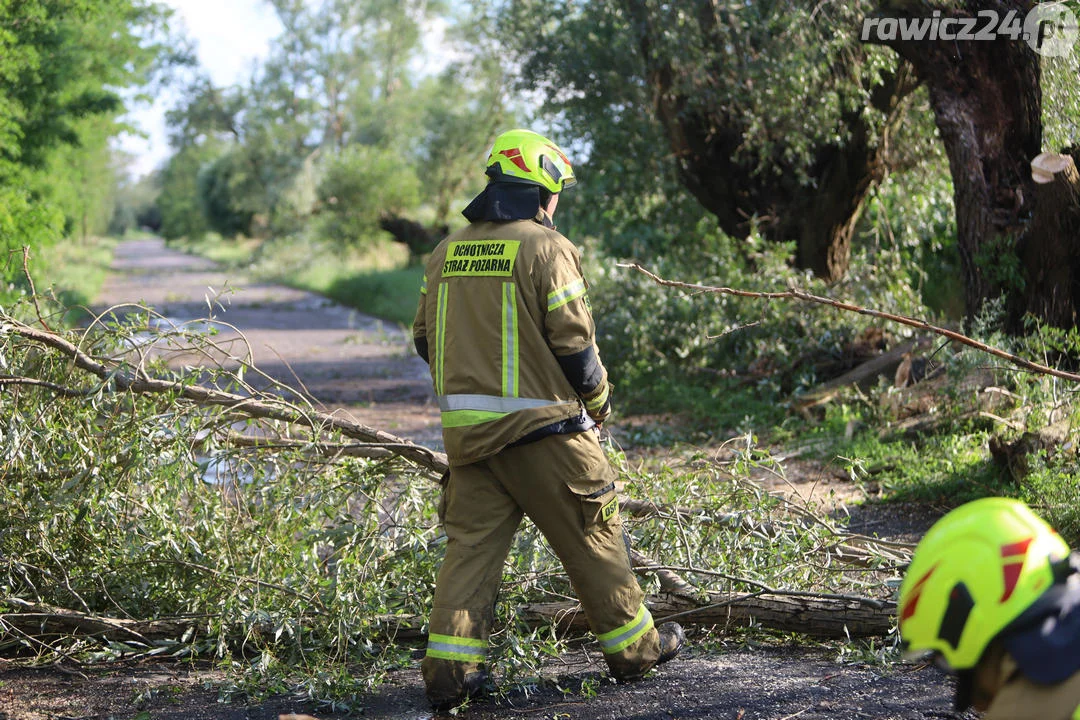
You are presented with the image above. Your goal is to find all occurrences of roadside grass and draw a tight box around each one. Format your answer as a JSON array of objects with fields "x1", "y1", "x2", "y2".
[
  {"x1": 30, "y1": 234, "x2": 117, "y2": 323},
  {"x1": 789, "y1": 374, "x2": 1080, "y2": 545},
  {"x1": 323, "y1": 267, "x2": 424, "y2": 327},
  {"x1": 172, "y1": 232, "x2": 422, "y2": 327}
]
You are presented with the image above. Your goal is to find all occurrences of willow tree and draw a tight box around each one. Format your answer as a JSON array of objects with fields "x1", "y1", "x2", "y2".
[
  {"x1": 496, "y1": 0, "x2": 929, "y2": 281},
  {"x1": 865, "y1": 0, "x2": 1080, "y2": 329}
]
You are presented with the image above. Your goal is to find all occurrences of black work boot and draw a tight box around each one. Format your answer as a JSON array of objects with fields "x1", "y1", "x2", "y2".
[
  {"x1": 428, "y1": 669, "x2": 489, "y2": 713},
  {"x1": 656, "y1": 622, "x2": 685, "y2": 665}
]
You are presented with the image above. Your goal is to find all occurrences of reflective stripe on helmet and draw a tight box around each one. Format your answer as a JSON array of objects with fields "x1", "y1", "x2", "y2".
[
  {"x1": 897, "y1": 497, "x2": 1072, "y2": 671},
  {"x1": 486, "y1": 129, "x2": 576, "y2": 194},
  {"x1": 426, "y1": 632, "x2": 487, "y2": 662},
  {"x1": 597, "y1": 604, "x2": 654, "y2": 655}
]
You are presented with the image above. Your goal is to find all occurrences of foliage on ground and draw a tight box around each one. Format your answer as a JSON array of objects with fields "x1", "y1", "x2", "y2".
[{"x1": 0, "y1": 294, "x2": 909, "y2": 707}]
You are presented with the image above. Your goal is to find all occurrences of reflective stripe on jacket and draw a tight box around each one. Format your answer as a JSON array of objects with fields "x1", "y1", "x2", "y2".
[{"x1": 413, "y1": 214, "x2": 608, "y2": 465}]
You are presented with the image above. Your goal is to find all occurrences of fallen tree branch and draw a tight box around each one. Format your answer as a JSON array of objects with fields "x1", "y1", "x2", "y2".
[
  {"x1": 0, "y1": 374, "x2": 91, "y2": 397},
  {"x1": 211, "y1": 432, "x2": 399, "y2": 461},
  {"x1": 1, "y1": 598, "x2": 197, "y2": 649},
  {"x1": 3, "y1": 318, "x2": 450, "y2": 476},
  {"x1": 3, "y1": 584, "x2": 893, "y2": 652},
  {"x1": 621, "y1": 497, "x2": 913, "y2": 568},
  {"x1": 619, "y1": 262, "x2": 1080, "y2": 384},
  {"x1": 521, "y1": 590, "x2": 893, "y2": 638}
]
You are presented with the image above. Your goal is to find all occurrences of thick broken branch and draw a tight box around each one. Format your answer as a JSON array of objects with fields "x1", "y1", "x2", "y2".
[
  {"x1": 620, "y1": 263, "x2": 1080, "y2": 383},
  {"x1": 3, "y1": 586, "x2": 894, "y2": 651},
  {"x1": 521, "y1": 590, "x2": 893, "y2": 639}
]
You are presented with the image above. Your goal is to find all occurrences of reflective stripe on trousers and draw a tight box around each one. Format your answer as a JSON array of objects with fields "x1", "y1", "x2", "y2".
[
  {"x1": 426, "y1": 632, "x2": 487, "y2": 662},
  {"x1": 597, "y1": 604, "x2": 654, "y2": 655}
]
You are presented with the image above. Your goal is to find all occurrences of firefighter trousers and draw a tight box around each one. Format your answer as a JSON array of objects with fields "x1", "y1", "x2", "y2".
[{"x1": 421, "y1": 430, "x2": 660, "y2": 704}]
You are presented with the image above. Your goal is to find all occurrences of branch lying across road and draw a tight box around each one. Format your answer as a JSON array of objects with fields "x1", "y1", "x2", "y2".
[
  {"x1": 2, "y1": 584, "x2": 894, "y2": 651},
  {"x1": 619, "y1": 262, "x2": 1080, "y2": 384},
  {"x1": 3, "y1": 316, "x2": 451, "y2": 476},
  {"x1": 3, "y1": 299, "x2": 909, "y2": 649}
]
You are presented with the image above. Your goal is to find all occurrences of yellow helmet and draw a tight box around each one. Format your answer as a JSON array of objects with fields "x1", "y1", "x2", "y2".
[
  {"x1": 485, "y1": 129, "x2": 577, "y2": 194},
  {"x1": 898, "y1": 497, "x2": 1070, "y2": 670}
]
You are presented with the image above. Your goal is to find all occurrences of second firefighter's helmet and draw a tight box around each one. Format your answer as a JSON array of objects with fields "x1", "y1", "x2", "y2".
[
  {"x1": 897, "y1": 497, "x2": 1070, "y2": 670},
  {"x1": 485, "y1": 129, "x2": 576, "y2": 194}
]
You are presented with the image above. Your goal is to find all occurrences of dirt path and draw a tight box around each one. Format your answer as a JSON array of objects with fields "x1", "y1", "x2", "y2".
[
  {"x1": 92, "y1": 237, "x2": 443, "y2": 449},
  {"x1": 1, "y1": 239, "x2": 970, "y2": 720}
]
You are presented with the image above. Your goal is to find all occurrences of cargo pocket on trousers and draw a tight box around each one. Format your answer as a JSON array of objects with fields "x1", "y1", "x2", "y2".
[{"x1": 566, "y1": 477, "x2": 619, "y2": 536}]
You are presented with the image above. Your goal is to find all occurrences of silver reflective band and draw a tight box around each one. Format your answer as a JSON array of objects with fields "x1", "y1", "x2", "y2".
[
  {"x1": 427, "y1": 639, "x2": 485, "y2": 658},
  {"x1": 548, "y1": 277, "x2": 586, "y2": 310},
  {"x1": 438, "y1": 394, "x2": 561, "y2": 413}
]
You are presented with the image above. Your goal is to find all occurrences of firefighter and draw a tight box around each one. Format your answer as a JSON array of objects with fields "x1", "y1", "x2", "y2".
[
  {"x1": 897, "y1": 497, "x2": 1080, "y2": 719},
  {"x1": 412, "y1": 129, "x2": 684, "y2": 711}
]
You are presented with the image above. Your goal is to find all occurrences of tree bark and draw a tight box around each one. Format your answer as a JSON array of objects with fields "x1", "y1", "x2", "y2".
[
  {"x1": 867, "y1": 0, "x2": 1080, "y2": 330},
  {"x1": 1024, "y1": 151, "x2": 1080, "y2": 328},
  {"x1": 520, "y1": 591, "x2": 893, "y2": 639}
]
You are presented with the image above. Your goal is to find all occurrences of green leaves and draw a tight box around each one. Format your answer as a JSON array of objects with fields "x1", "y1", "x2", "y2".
[{"x1": 0, "y1": 0, "x2": 173, "y2": 302}]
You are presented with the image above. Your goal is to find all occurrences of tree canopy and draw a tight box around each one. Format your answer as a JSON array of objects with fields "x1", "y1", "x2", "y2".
[{"x1": 0, "y1": 0, "x2": 176, "y2": 299}]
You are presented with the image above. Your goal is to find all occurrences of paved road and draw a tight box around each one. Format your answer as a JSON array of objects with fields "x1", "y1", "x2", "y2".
[{"x1": 93, "y1": 237, "x2": 442, "y2": 448}]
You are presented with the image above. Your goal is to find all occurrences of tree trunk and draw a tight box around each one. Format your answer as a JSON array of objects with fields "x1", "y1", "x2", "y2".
[
  {"x1": 2, "y1": 590, "x2": 894, "y2": 648},
  {"x1": 1024, "y1": 151, "x2": 1080, "y2": 327},
  {"x1": 379, "y1": 213, "x2": 445, "y2": 264},
  {"x1": 622, "y1": 1, "x2": 919, "y2": 282},
  {"x1": 868, "y1": 0, "x2": 1080, "y2": 330}
]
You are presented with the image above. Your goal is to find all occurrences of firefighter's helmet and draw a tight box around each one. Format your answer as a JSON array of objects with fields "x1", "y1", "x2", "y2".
[
  {"x1": 485, "y1": 129, "x2": 576, "y2": 194},
  {"x1": 898, "y1": 497, "x2": 1070, "y2": 670}
]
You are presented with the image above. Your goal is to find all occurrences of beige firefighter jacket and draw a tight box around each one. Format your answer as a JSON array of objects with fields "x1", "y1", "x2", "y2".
[
  {"x1": 413, "y1": 212, "x2": 610, "y2": 466},
  {"x1": 972, "y1": 641, "x2": 1080, "y2": 720}
]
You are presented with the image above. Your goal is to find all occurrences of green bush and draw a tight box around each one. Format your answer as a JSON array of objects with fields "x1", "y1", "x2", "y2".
[
  {"x1": 196, "y1": 149, "x2": 258, "y2": 238},
  {"x1": 315, "y1": 145, "x2": 421, "y2": 248},
  {"x1": 588, "y1": 218, "x2": 927, "y2": 433}
]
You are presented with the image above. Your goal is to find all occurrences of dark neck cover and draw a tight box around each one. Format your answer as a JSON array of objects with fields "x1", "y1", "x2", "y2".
[{"x1": 462, "y1": 183, "x2": 550, "y2": 226}]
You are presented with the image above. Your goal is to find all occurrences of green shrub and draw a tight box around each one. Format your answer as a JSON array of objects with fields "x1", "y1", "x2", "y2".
[
  {"x1": 315, "y1": 145, "x2": 421, "y2": 248},
  {"x1": 587, "y1": 218, "x2": 927, "y2": 433}
]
